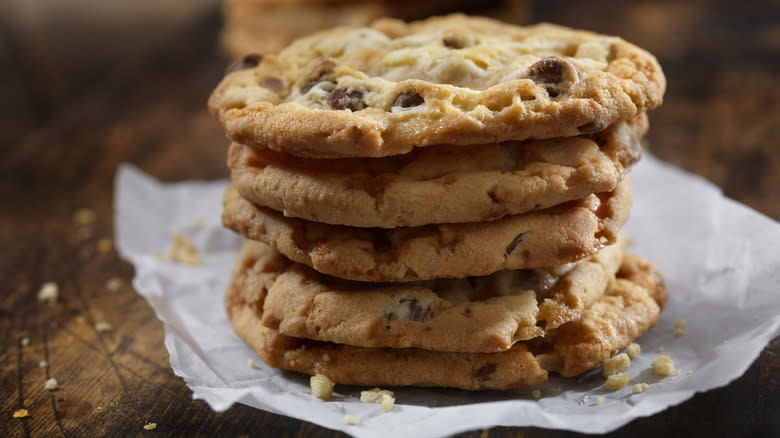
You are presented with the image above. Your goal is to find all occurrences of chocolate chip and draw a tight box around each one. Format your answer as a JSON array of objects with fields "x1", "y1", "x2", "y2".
[
  {"x1": 527, "y1": 56, "x2": 581, "y2": 97},
  {"x1": 261, "y1": 77, "x2": 284, "y2": 93},
  {"x1": 392, "y1": 91, "x2": 424, "y2": 109},
  {"x1": 327, "y1": 88, "x2": 366, "y2": 111},
  {"x1": 577, "y1": 121, "x2": 605, "y2": 133},
  {"x1": 229, "y1": 54, "x2": 262, "y2": 72},
  {"x1": 474, "y1": 363, "x2": 497, "y2": 380},
  {"x1": 402, "y1": 298, "x2": 428, "y2": 322},
  {"x1": 505, "y1": 234, "x2": 525, "y2": 255}
]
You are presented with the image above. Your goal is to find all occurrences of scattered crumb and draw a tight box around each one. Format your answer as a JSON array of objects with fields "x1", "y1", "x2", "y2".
[
  {"x1": 73, "y1": 208, "x2": 96, "y2": 226},
  {"x1": 190, "y1": 218, "x2": 204, "y2": 230},
  {"x1": 44, "y1": 378, "x2": 59, "y2": 391},
  {"x1": 13, "y1": 409, "x2": 30, "y2": 419},
  {"x1": 39, "y1": 361, "x2": 48, "y2": 368},
  {"x1": 596, "y1": 396, "x2": 603, "y2": 404},
  {"x1": 723, "y1": 322, "x2": 729, "y2": 328},
  {"x1": 302, "y1": 388, "x2": 311, "y2": 394},
  {"x1": 97, "y1": 238, "x2": 113, "y2": 254},
  {"x1": 674, "y1": 319, "x2": 687, "y2": 337},
  {"x1": 161, "y1": 232, "x2": 202, "y2": 265},
  {"x1": 754, "y1": 315, "x2": 760, "y2": 321},
  {"x1": 248, "y1": 359, "x2": 257, "y2": 369},
  {"x1": 652, "y1": 355, "x2": 676, "y2": 377},
  {"x1": 361, "y1": 388, "x2": 396, "y2": 412},
  {"x1": 343, "y1": 415, "x2": 360, "y2": 425},
  {"x1": 37, "y1": 282, "x2": 59, "y2": 304},
  {"x1": 106, "y1": 277, "x2": 123, "y2": 292},
  {"x1": 687, "y1": 370, "x2": 693, "y2": 375},
  {"x1": 95, "y1": 322, "x2": 113, "y2": 332},
  {"x1": 657, "y1": 346, "x2": 664, "y2": 353},
  {"x1": 626, "y1": 342, "x2": 641, "y2": 359},
  {"x1": 143, "y1": 422, "x2": 157, "y2": 431},
  {"x1": 602, "y1": 353, "x2": 631, "y2": 377},
  {"x1": 360, "y1": 388, "x2": 394, "y2": 404},
  {"x1": 380, "y1": 393, "x2": 395, "y2": 412},
  {"x1": 605, "y1": 372, "x2": 630, "y2": 391},
  {"x1": 20, "y1": 337, "x2": 30, "y2": 347},
  {"x1": 631, "y1": 383, "x2": 649, "y2": 394},
  {"x1": 531, "y1": 389, "x2": 542, "y2": 399},
  {"x1": 75, "y1": 315, "x2": 87, "y2": 324},
  {"x1": 310, "y1": 374, "x2": 334, "y2": 400},
  {"x1": 322, "y1": 353, "x2": 330, "y2": 362}
]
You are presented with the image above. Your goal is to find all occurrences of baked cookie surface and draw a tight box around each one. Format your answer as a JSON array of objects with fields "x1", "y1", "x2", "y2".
[
  {"x1": 222, "y1": 179, "x2": 632, "y2": 282},
  {"x1": 209, "y1": 14, "x2": 665, "y2": 158},
  {"x1": 225, "y1": 246, "x2": 666, "y2": 390},
  {"x1": 230, "y1": 237, "x2": 626, "y2": 353},
  {"x1": 230, "y1": 116, "x2": 644, "y2": 228}
]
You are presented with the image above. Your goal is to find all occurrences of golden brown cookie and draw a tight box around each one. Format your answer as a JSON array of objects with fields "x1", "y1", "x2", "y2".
[
  {"x1": 209, "y1": 15, "x2": 665, "y2": 158},
  {"x1": 229, "y1": 116, "x2": 644, "y2": 228},
  {"x1": 225, "y1": 245, "x2": 666, "y2": 390},
  {"x1": 230, "y1": 236, "x2": 625, "y2": 353},
  {"x1": 222, "y1": 179, "x2": 632, "y2": 282}
]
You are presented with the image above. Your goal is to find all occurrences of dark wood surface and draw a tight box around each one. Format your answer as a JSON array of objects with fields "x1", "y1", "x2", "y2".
[{"x1": 1, "y1": 2, "x2": 778, "y2": 437}]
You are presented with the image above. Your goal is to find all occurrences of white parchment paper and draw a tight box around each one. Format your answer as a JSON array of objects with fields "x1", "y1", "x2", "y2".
[{"x1": 115, "y1": 154, "x2": 780, "y2": 437}]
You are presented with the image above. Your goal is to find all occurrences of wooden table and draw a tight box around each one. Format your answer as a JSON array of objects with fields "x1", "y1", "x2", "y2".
[{"x1": 2, "y1": 2, "x2": 778, "y2": 437}]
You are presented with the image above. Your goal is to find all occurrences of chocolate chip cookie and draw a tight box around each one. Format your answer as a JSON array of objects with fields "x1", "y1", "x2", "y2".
[
  {"x1": 209, "y1": 15, "x2": 665, "y2": 158},
  {"x1": 229, "y1": 116, "x2": 644, "y2": 228},
  {"x1": 222, "y1": 179, "x2": 632, "y2": 282}
]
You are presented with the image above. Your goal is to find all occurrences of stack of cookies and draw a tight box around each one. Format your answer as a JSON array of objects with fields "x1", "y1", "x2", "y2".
[{"x1": 209, "y1": 15, "x2": 668, "y2": 390}]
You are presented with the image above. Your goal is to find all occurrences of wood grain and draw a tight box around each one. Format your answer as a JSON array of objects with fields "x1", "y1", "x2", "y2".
[{"x1": 1, "y1": 2, "x2": 778, "y2": 437}]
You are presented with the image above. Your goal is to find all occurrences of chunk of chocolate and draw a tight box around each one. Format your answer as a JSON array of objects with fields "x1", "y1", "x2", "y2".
[
  {"x1": 327, "y1": 88, "x2": 366, "y2": 111},
  {"x1": 392, "y1": 91, "x2": 424, "y2": 109},
  {"x1": 229, "y1": 54, "x2": 262, "y2": 72}
]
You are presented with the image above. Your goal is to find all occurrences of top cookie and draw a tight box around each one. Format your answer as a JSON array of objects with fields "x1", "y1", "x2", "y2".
[{"x1": 209, "y1": 14, "x2": 665, "y2": 158}]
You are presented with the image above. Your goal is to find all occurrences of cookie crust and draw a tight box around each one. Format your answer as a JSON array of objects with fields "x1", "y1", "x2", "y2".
[
  {"x1": 230, "y1": 116, "x2": 644, "y2": 228},
  {"x1": 225, "y1": 247, "x2": 665, "y2": 390},
  {"x1": 209, "y1": 15, "x2": 665, "y2": 158},
  {"x1": 222, "y1": 179, "x2": 632, "y2": 282}
]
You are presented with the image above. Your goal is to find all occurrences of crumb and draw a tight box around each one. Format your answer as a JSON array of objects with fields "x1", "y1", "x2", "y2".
[
  {"x1": 361, "y1": 388, "x2": 396, "y2": 411},
  {"x1": 44, "y1": 378, "x2": 59, "y2": 391},
  {"x1": 97, "y1": 238, "x2": 113, "y2": 254},
  {"x1": 674, "y1": 319, "x2": 687, "y2": 337},
  {"x1": 631, "y1": 383, "x2": 649, "y2": 394},
  {"x1": 106, "y1": 278, "x2": 123, "y2": 292},
  {"x1": 143, "y1": 422, "x2": 157, "y2": 431},
  {"x1": 73, "y1": 208, "x2": 96, "y2": 226},
  {"x1": 687, "y1": 370, "x2": 693, "y2": 375},
  {"x1": 657, "y1": 346, "x2": 664, "y2": 353},
  {"x1": 578, "y1": 399, "x2": 585, "y2": 406},
  {"x1": 753, "y1": 315, "x2": 760, "y2": 321},
  {"x1": 37, "y1": 282, "x2": 59, "y2": 304},
  {"x1": 605, "y1": 372, "x2": 630, "y2": 391},
  {"x1": 302, "y1": 388, "x2": 311, "y2": 393},
  {"x1": 13, "y1": 409, "x2": 29, "y2": 418},
  {"x1": 75, "y1": 315, "x2": 87, "y2": 324},
  {"x1": 310, "y1": 374, "x2": 334, "y2": 400},
  {"x1": 652, "y1": 355, "x2": 676, "y2": 377},
  {"x1": 20, "y1": 336, "x2": 30, "y2": 347},
  {"x1": 723, "y1": 322, "x2": 729, "y2": 328},
  {"x1": 248, "y1": 359, "x2": 257, "y2": 369},
  {"x1": 626, "y1": 342, "x2": 641, "y2": 359},
  {"x1": 323, "y1": 353, "x2": 330, "y2": 362},
  {"x1": 95, "y1": 322, "x2": 113, "y2": 332},
  {"x1": 190, "y1": 218, "x2": 204, "y2": 230},
  {"x1": 162, "y1": 232, "x2": 201, "y2": 265},
  {"x1": 602, "y1": 353, "x2": 631, "y2": 377},
  {"x1": 39, "y1": 361, "x2": 48, "y2": 368},
  {"x1": 380, "y1": 393, "x2": 395, "y2": 412},
  {"x1": 531, "y1": 389, "x2": 542, "y2": 399},
  {"x1": 360, "y1": 388, "x2": 394, "y2": 403},
  {"x1": 596, "y1": 396, "x2": 603, "y2": 404},
  {"x1": 343, "y1": 415, "x2": 360, "y2": 425}
]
